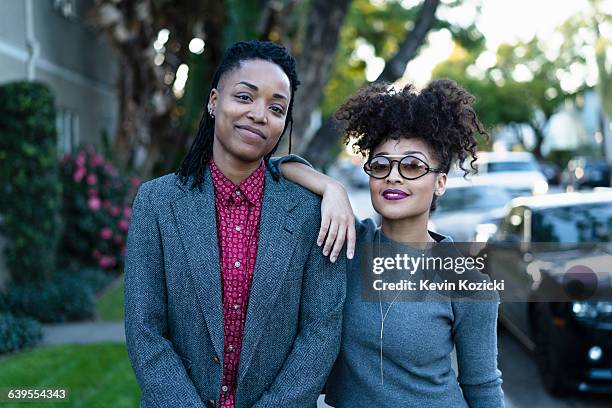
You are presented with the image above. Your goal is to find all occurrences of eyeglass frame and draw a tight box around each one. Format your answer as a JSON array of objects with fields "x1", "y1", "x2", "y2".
[{"x1": 363, "y1": 154, "x2": 445, "y2": 180}]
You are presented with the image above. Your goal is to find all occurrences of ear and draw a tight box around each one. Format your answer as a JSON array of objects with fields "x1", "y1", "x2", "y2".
[
  {"x1": 208, "y1": 88, "x2": 219, "y2": 114},
  {"x1": 434, "y1": 173, "x2": 447, "y2": 196}
]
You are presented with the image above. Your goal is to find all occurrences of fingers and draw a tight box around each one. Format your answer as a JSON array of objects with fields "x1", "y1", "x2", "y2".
[
  {"x1": 322, "y1": 220, "x2": 339, "y2": 258},
  {"x1": 329, "y1": 223, "x2": 346, "y2": 263},
  {"x1": 317, "y1": 215, "x2": 331, "y2": 247},
  {"x1": 346, "y1": 218, "x2": 356, "y2": 260}
]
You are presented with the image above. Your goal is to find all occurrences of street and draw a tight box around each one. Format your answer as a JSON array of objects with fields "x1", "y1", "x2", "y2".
[{"x1": 497, "y1": 327, "x2": 611, "y2": 407}]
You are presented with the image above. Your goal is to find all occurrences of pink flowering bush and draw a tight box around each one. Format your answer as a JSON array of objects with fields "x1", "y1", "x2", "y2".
[{"x1": 58, "y1": 145, "x2": 141, "y2": 272}]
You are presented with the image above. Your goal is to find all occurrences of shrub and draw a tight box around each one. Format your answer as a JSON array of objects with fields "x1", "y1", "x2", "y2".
[
  {"x1": 0, "y1": 313, "x2": 42, "y2": 354},
  {"x1": 0, "y1": 81, "x2": 62, "y2": 284},
  {"x1": 0, "y1": 291, "x2": 7, "y2": 313},
  {"x1": 5, "y1": 275, "x2": 96, "y2": 323},
  {"x1": 69, "y1": 267, "x2": 114, "y2": 294},
  {"x1": 58, "y1": 145, "x2": 140, "y2": 272}
]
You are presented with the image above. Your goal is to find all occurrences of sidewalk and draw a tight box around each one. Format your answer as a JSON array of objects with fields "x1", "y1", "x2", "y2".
[{"x1": 42, "y1": 321, "x2": 125, "y2": 345}]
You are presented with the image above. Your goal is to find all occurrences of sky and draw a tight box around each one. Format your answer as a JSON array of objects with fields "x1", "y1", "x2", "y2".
[{"x1": 360, "y1": 0, "x2": 603, "y2": 87}]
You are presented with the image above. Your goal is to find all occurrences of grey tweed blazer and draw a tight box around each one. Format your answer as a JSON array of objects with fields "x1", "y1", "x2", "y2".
[{"x1": 124, "y1": 163, "x2": 346, "y2": 408}]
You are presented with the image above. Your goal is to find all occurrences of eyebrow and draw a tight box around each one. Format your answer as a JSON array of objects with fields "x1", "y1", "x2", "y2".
[
  {"x1": 376, "y1": 150, "x2": 428, "y2": 159},
  {"x1": 235, "y1": 81, "x2": 288, "y2": 101}
]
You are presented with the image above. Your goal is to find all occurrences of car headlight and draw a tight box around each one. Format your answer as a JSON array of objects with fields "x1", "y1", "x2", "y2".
[
  {"x1": 572, "y1": 301, "x2": 612, "y2": 321},
  {"x1": 533, "y1": 179, "x2": 549, "y2": 195}
]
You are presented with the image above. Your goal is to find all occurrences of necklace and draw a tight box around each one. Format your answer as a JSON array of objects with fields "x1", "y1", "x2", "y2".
[{"x1": 377, "y1": 229, "x2": 401, "y2": 385}]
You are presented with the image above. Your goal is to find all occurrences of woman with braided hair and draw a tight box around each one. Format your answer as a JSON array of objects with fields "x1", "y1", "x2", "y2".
[
  {"x1": 275, "y1": 79, "x2": 505, "y2": 407},
  {"x1": 125, "y1": 40, "x2": 347, "y2": 408}
]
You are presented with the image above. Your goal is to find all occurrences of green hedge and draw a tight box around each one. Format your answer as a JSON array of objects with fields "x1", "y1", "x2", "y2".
[
  {"x1": 0, "y1": 313, "x2": 42, "y2": 354},
  {"x1": 0, "y1": 81, "x2": 62, "y2": 284},
  {"x1": 0, "y1": 268, "x2": 111, "y2": 324},
  {"x1": 3, "y1": 269, "x2": 104, "y2": 323}
]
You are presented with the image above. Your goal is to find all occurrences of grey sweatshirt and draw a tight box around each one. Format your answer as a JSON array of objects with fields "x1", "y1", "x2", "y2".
[{"x1": 325, "y1": 219, "x2": 504, "y2": 408}]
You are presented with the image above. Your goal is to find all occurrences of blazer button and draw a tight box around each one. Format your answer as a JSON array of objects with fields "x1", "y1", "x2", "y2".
[
  {"x1": 208, "y1": 399, "x2": 215, "y2": 408},
  {"x1": 213, "y1": 355, "x2": 220, "y2": 364}
]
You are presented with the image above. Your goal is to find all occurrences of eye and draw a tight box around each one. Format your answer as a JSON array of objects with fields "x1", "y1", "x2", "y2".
[
  {"x1": 402, "y1": 158, "x2": 426, "y2": 168},
  {"x1": 270, "y1": 105, "x2": 285, "y2": 115},
  {"x1": 235, "y1": 93, "x2": 252, "y2": 102}
]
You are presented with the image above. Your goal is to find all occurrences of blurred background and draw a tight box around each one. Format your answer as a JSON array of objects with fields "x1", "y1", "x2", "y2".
[{"x1": 0, "y1": 0, "x2": 610, "y2": 407}]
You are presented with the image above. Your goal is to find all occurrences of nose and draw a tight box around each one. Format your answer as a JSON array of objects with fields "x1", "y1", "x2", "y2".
[
  {"x1": 247, "y1": 101, "x2": 267, "y2": 124},
  {"x1": 385, "y1": 162, "x2": 403, "y2": 184}
]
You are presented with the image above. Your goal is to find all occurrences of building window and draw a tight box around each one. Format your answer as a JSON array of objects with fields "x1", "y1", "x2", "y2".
[
  {"x1": 53, "y1": 0, "x2": 78, "y2": 20},
  {"x1": 56, "y1": 108, "x2": 80, "y2": 156}
]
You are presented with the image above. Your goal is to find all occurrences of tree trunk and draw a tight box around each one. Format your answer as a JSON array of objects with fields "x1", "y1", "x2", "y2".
[
  {"x1": 89, "y1": 0, "x2": 225, "y2": 178},
  {"x1": 276, "y1": 0, "x2": 351, "y2": 155},
  {"x1": 528, "y1": 121, "x2": 546, "y2": 161},
  {"x1": 302, "y1": 0, "x2": 441, "y2": 168}
]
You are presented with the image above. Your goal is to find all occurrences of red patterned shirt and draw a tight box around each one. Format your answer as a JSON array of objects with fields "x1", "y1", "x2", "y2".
[{"x1": 210, "y1": 159, "x2": 265, "y2": 408}]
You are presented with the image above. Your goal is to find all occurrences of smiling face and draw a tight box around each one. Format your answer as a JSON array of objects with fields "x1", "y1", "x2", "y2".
[
  {"x1": 368, "y1": 137, "x2": 447, "y2": 221},
  {"x1": 208, "y1": 59, "x2": 291, "y2": 164}
]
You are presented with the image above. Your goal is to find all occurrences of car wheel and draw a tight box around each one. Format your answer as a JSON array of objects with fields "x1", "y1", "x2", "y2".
[{"x1": 533, "y1": 304, "x2": 569, "y2": 396}]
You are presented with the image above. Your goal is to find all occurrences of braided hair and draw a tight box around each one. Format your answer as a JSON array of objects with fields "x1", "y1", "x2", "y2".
[{"x1": 176, "y1": 40, "x2": 300, "y2": 190}]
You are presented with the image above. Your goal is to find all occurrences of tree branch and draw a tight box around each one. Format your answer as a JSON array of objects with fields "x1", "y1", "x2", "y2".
[{"x1": 376, "y1": 0, "x2": 440, "y2": 82}]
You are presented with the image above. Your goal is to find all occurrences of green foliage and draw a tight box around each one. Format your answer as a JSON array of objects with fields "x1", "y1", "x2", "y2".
[
  {"x1": 496, "y1": 39, "x2": 565, "y2": 120},
  {"x1": 433, "y1": 35, "x2": 572, "y2": 157},
  {"x1": 58, "y1": 145, "x2": 140, "y2": 272},
  {"x1": 4, "y1": 272, "x2": 96, "y2": 323},
  {"x1": 433, "y1": 52, "x2": 532, "y2": 129},
  {"x1": 0, "y1": 313, "x2": 42, "y2": 354},
  {"x1": 224, "y1": 0, "x2": 264, "y2": 45},
  {"x1": 321, "y1": 0, "x2": 418, "y2": 117},
  {"x1": 0, "y1": 81, "x2": 62, "y2": 284},
  {"x1": 180, "y1": 0, "x2": 267, "y2": 136},
  {"x1": 321, "y1": 0, "x2": 483, "y2": 118},
  {"x1": 75, "y1": 267, "x2": 114, "y2": 294},
  {"x1": 557, "y1": 2, "x2": 612, "y2": 116},
  {"x1": 321, "y1": 28, "x2": 368, "y2": 117}
]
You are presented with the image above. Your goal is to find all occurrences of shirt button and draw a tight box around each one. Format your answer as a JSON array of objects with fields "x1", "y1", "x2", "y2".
[
  {"x1": 233, "y1": 304, "x2": 239, "y2": 310},
  {"x1": 234, "y1": 261, "x2": 241, "y2": 268},
  {"x1": 228, "y1": 344, "x2": 234, "y2": 351},
  {"x1": 235, "y1": 190, "x2": 241, "y2": 196},
  {"x1": 235, "y1": 225, "x2": 242, "y2": 231},
  {"x1": 221, "y1": 385, "x2": 229, "y2": 393},
  {"x1": 213, "y1": 355, "x2": 220, "y2": 364}
]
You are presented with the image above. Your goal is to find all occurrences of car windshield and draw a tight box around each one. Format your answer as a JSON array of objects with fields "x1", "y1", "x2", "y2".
[
  {"x1": 486, "y1": 161, "x2": 538, "y2": 172},
  {"x1": 531, "y1": 202, "x2": 612, "y2": 243},
  {"x1": 436, "y1": 186, "x2": 510, "y2": 213}
]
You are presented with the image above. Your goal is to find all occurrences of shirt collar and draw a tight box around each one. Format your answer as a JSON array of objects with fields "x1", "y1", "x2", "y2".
[{"x1": 210, "y1": 159, "x2": 265, "y2": 206}]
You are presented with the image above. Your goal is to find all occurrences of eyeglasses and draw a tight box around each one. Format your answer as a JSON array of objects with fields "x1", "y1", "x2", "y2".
[{"x1": 363, "y1": 155, "x2": 443, "y2": 180}]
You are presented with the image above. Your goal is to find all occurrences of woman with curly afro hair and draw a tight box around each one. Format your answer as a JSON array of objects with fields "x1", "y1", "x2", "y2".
[{"x1": 273, "y1": 79, "x2": 505, "y2": 407}]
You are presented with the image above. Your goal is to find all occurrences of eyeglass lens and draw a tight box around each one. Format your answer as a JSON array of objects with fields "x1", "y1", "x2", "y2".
[{"x1": 366, "y1": 156, "x2": 429, "y2": 179}]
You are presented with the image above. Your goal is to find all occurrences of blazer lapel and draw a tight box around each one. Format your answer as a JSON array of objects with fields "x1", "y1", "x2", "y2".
[
  {"x1": 238, "y1": 169, "x2": 298, "y2": 382},
  {"x1": 171, "y1": 170, "x2": 224, "y2": 359}
]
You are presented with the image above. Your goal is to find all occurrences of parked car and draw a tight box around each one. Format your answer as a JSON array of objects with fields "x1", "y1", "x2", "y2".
[
  {"x1": 481, "y1": 190, "x2": 612, "y2": 395},
  {"x1": 539, "y1": 161, "x2": 562, "y2": 186},
  {"x1": 473, "y1": 151, "x2": 549, "y2": 197},
  {"x1": 430, "y1": 178, "x2": 512, "y2": 241},
  {"x1": 349, "y1": 165, "x2": 370, "y2": 189},
  {"x1": 563, "y1": 157, "x2": 611, "y2": 191}
]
